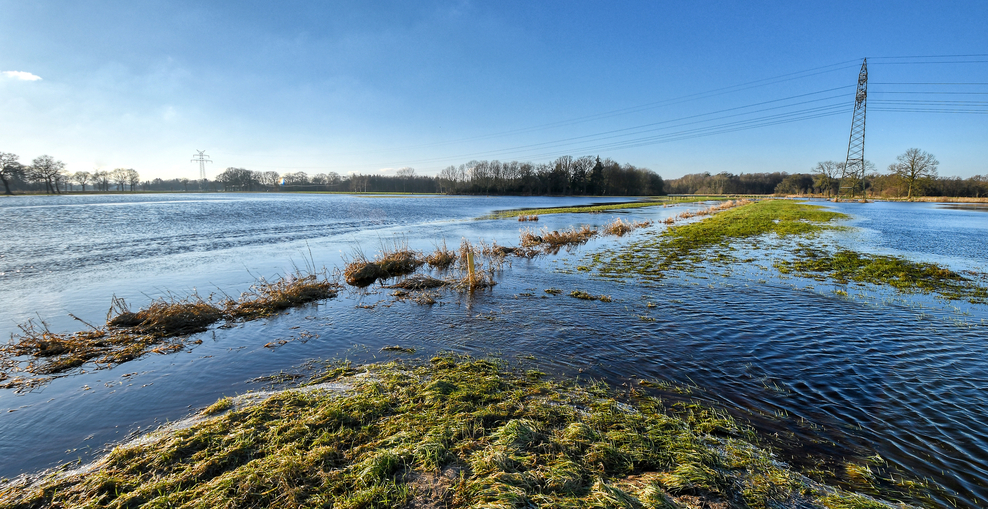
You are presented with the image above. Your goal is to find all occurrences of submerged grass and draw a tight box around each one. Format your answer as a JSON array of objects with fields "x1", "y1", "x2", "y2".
[
  {"x1": 596, "y1": 200, "x2": 848, "y2": 279},
  {"x1": 0, "y1": 272, "x2": 341, "y2": 389},
  {"x1": 776, "y1": 248, "x2": 988, "y2": 304},
  {"x1": 0, "y1": 355, "x2": 913, "y2": 509}
]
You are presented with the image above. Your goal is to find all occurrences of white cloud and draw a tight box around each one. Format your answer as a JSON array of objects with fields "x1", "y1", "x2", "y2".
[{"x1": 1, "y1": 71, "x2": 43, "y2": 81}]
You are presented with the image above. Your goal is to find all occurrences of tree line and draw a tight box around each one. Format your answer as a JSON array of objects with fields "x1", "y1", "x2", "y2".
[
  {"x1": 0, "y1": 153, "x2": 142, "y2": 195},
  {"x1": 214, "y1": 156, "x2": 665, "y2": 196},
  {"x1": 5, "y1": 148, "x2": 981, "y2": 198},
  {"x1": 665, "y1": 148, "x2": 988, "y2": 199}
]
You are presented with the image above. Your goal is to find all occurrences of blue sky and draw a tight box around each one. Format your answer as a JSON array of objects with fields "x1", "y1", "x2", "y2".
[{"x1": 2, "y1": 1, "x2": 986, "y2": 180}]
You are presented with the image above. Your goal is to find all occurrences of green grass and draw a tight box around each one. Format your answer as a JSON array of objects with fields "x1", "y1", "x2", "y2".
[
  {"x1": 776, "y1": 248, "x2": 988, "y2": 304},
  {"x1": 0, "y1": 355, "x2": 914, "y2": 509},
  {"x1": 485, "y1": 197, "x2": 726, "y2": 220},
  {"x1": 595, "y1": 200, "x2": 848, "y2": 279}
]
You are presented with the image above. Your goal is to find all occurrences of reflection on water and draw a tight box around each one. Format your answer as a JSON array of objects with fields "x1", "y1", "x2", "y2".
[{"x1": 1, "y1": 195, "x2": 987, "y2": 508}]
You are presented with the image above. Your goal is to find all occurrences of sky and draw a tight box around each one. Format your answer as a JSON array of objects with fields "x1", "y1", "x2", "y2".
[{"x1": 1, "y1": 0, "x2": 986, "y2": 181}]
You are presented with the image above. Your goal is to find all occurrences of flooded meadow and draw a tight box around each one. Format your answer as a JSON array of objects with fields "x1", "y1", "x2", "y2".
[{"x1": 1, "y1": 194, "x2": 987, "y2": 507}]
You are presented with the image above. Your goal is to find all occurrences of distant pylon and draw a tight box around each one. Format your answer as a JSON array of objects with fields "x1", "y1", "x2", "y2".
[
  {"x1": 839, "y1": 59, "x2": 868, "y2": 200},
  {"x1": 191, "y1": 150, "x2": 212, "y2": 190}
]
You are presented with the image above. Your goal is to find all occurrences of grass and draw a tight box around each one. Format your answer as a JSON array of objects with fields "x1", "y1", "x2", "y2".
[
  {"x1": 0, "y1": 272, "x2": 341, "y2": 389},
  {"x1": 569, "y1": 290, "x2": 613, "y2": 302},
  {"x1": 776, "y1": 248, "x2": 988, "y2": 304},
  {"x1": 486, "y1": 196, "x2": 735, "y2": 220},
  {"x1": 0, "y1": 355, "x2": 914, "y2": 509},
  {"x1": 596, "y1": 200, "x2": 848, "y2": 279},
  {"x1": 424, "y1": 239, "x2": 458, "y2": 270}
]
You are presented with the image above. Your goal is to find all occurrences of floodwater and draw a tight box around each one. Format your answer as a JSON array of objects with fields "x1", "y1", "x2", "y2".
[{"x1": 1, "y1": 194, "x2": 986, "y2": 508}]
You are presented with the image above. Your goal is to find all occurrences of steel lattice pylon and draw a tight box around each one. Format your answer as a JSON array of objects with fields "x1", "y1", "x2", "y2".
[{"x1": 839, "y1": 59, "x2": 868, "y2": 199}]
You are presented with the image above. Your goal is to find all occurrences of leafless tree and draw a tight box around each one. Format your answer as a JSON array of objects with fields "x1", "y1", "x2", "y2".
[
  {"x1": 30, "y1": 155, "x2": 66, "y2": 194},
  {"x1": 126, "y1": 169, "x2": 140, "y2": 191},
  {"x1": 1, "y1": 152, "x2": 22, "y2": 195},
  {"x1": 73, "y1": 171, "x2": 93, "y2": 192},
  {"x1": 111, "y1": 168, "x2": 129, "y2": 191},
  {"x1": 812, "y1": 161, "x2": 842, "y2": 197},
  {"x1": 891, "y1": 148, "x2": 939, "y2": 200}
]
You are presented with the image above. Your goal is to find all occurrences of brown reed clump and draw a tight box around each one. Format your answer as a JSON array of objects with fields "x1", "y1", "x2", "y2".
[
  {"x1": 520, "y1": 225, "x2": 598, "y2": 254},
  {"x1": 602, "y1": 218, "x2": 653, "y2": 236},
  {"x1": 108, "y1": 296, "x2": 224, "y2": 336},
  {"x1": 227, "y1": 273, "x2": 340, "y2": 319},
  {"x1": 377, "y1": 249, "x2": 423, "y2": 277},
  {"x1": 424, "y1": 239, "x2": 457, "y2": 270},
  {"x1": 344, "y1": 258, "x2": 388, "y2": 287},
  {"x1": 518, "y1": 214, "x2": 539, "y2": 222},
  {"x1": 344, "y1": 240, "x2": 424, "y2": 287},
  {"x1": 2, "y1": 271, "x2": 343, "y2": 385}
]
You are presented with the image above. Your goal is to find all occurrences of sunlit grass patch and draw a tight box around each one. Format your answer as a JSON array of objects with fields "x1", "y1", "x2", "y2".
[
  {"x1": 0, "y1": 355, "x2": 914, "y2": 509},
  {"x1": 776, "y1": 248, "x2": 988, "y2": 304},
  {"x1": 595, "y1": 200, "x2": 848, "y2": 280}
]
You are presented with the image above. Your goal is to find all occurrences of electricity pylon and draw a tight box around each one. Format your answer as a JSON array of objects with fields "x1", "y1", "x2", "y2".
[
  {"x1": 191, "y1": 150, "x2": 212, "y2": 191},
  {"x1": 838, "y1": 59, "x2": 868, "y2": 200}
]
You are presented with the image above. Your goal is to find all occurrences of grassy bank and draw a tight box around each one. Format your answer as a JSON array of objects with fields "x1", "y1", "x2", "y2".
[
  {"x1": 594, "y1": 200, "x2": 848, "y2": 279},
  {"x1": 0, "y1": 355, "x2": 915, "y2": 508},
  {"x1": 486, "y1": 197, "x2": 727, "y2": 220}
]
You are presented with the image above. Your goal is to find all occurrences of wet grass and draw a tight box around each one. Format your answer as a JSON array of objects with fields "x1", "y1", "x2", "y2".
[
  {"x1": 487, "y1": 197, "x2": 732, "y2": 220},
  {"x1": 776, "y1": 248, "x2": 988, "y2": 304},
  {"x1": 0, "y1": 272, "x2": 341, "y2": 389},
  {"x1": 569, "y1": 290, "x2": 613, "y2": 302},
  {"x1": 0, "y1": 355, "x2": 912, "y2": 509},
  {"x1": 596, "y1": 200, "x2": 848, "y2": 279}
]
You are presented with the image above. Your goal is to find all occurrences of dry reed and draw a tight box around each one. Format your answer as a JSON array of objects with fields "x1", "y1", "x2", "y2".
[
  {"x1": 520, "y1": 224, "x2": 598, "y2": 254},
  {"x1": 344, "y1": 239, "x2": 424, "y2": 287},
  {"x1": 2, "y1": 271, "x2": 341, "y2": 385},
  {"x1": 602, "y1": 218, "x2": 653, "y2": 236},
  {"x1": 423, "y1": 239, "x2": 457, "y2": 270}
]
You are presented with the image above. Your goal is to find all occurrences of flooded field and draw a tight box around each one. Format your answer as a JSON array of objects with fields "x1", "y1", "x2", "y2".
[{"x1": 1, "y1": 194, "x2": 987, "y2": 507}]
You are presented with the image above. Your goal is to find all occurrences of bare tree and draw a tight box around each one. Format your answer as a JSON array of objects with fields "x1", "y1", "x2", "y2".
[
  {"x1": 111, "y1": 168, "x2": 129, "y2": 191},
  {"x1": 892, "y1": 148, "x2": 939, "y2": 200},
  {"x1": 30, "y1": 155, "x2": 66, "y2": 194},
  {"x1": 126, "y1": 169, "x2": 140, "y2": 191},
  {"x1": 258, "y1": 171, "x2": 280, "y2": 189},
  {"x1": 1, "y1": 152, "x2": 22, "y2": 195},
  {"x1": 73, "y1": 171, "x2": 93, "y2": 192},
  {"x1": 812, "y1": 161, "x2": 842, "y2": 197}
]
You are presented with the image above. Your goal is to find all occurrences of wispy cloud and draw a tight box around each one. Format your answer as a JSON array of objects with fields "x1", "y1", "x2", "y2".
[{"x1": 1, "y1": 70, "x2": 43, "y2": 81}]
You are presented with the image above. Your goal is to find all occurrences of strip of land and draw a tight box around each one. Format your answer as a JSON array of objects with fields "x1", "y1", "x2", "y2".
[{"x1": 486, "y1": 196, "x2": 730, "y2": 219}]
